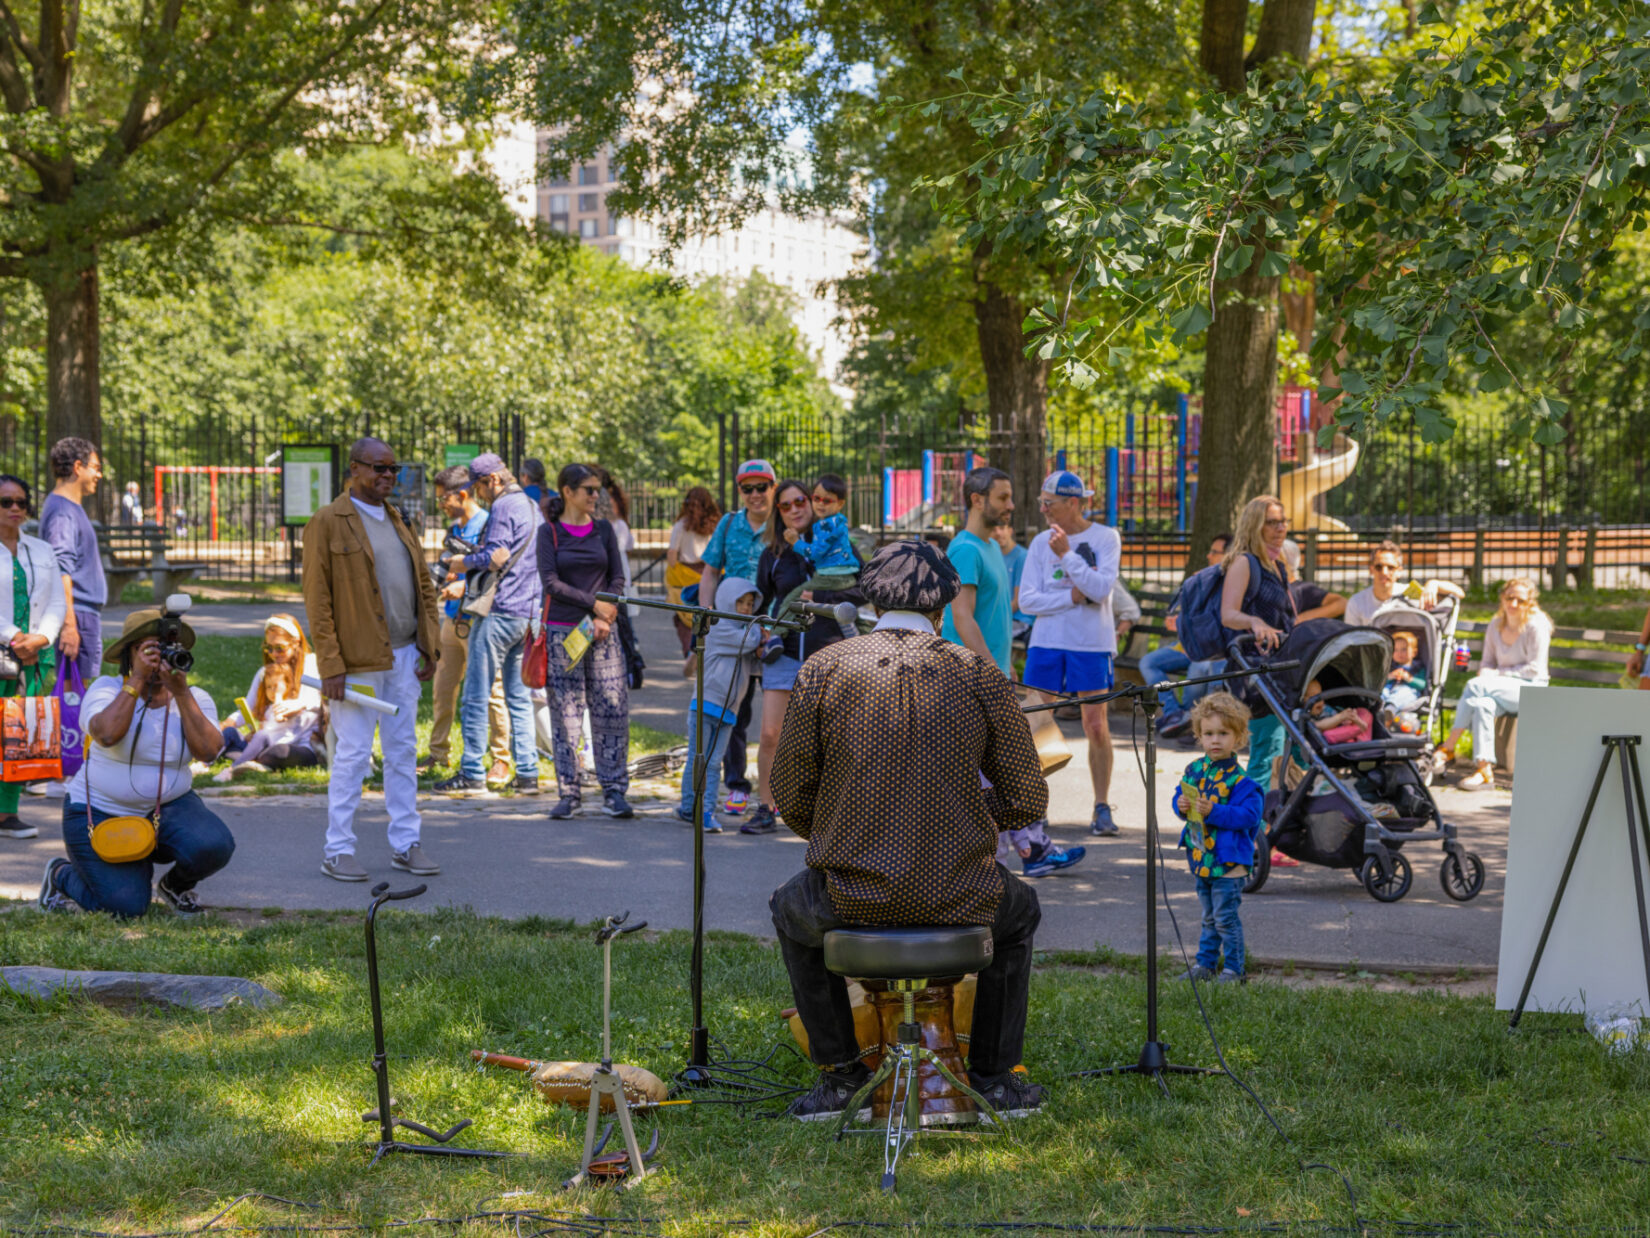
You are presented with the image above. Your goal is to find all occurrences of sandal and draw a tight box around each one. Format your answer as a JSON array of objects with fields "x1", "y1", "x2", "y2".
[
  {"x1": 1269, "y1": 848, "x2": 1301, "y2": 868},
  {"x1": 1457, "y1": 768, "x2": 1496, "y2": 791}
]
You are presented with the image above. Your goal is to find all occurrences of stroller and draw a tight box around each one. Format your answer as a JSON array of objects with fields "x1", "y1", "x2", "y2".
[
  {"x1": 1228, "y1": 620, "x2": 1485, "y2": 904},
  {"x1": 1367, "y1": 595, "x2": 1462, "y2": 785}
]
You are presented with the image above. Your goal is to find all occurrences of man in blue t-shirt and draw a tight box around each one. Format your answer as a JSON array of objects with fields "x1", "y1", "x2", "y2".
[
  {"x1": 697, "y1": 459, "x2": 776, "y2": 813},
  {"x1": 40, "y1": 436, "x2": 108, "y2": 687},
  {"x1": 941, "y1": 467, "x2": 1015, "y2": 675}
]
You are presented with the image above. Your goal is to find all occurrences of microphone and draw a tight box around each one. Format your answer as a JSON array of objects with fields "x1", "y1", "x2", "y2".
[{"x1": 789, "y1": 600, "x2": 861, "y2": 632}]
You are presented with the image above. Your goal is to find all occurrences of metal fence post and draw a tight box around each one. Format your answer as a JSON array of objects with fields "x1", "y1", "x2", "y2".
[
  {"x1": 1553, "y1": 523, "x2": 1570, "y2": 592},
  {"x1": 1470, "y1": 524, "x2": 1486, "y2": 592},
  {"x1": 1303, "y1": 528, "x2": 1319, "y2": 582}
]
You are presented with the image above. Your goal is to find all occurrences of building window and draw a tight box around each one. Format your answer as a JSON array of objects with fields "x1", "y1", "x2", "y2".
[
  {"x1": 616, "y1": 217, "x2": 633, "y2": 237},
  {"x1": 550, "y1": 215, "x2": 569, "y2": 233},
  {"x1": 579, "y1": 163, "x2": 600, "y2": 185},
  {"x1": 579, "y1": 192, "x2": 599, "y2": 213},
  {"x1": 579, "y1": 217, "x2": 599, "y2": 238},
  {"x1": 548, "y1": 193, "x2": 568, "y2": 213},
  {"x1": 548, "y1": 171, "x2": 570, "y2": 188}
]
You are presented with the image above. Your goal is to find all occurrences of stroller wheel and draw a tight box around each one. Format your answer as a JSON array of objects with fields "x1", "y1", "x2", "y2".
[
  {"x1": 1440, "y1": 852, "x2": 1486, "y2": 901},
  {"x1": 1243, "y1": 841, "x2": 1271, "y2": 894},
  {"x1": 1360, "y1": 852, "x2": 1412, "y2": 903}
]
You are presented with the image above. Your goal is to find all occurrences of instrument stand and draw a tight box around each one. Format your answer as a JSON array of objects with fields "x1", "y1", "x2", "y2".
[
  {"x1": 362, "y1": 883, "x2": 506, "y2": 1166},
  {"x1": 1510, "y1": 734, "x2": 1650, "y2": 1029},
  {"x1": 565, "y1": 912, "x2": 656, "y2": 1189}
]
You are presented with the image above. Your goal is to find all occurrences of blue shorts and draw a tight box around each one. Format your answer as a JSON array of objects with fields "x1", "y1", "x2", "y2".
[
  {"x1": 1024, "y1": 648, "x2": 1115, "y2": 695},
  {"x1": 763, "y1": 653, "x2": 803, "y2": 692}
]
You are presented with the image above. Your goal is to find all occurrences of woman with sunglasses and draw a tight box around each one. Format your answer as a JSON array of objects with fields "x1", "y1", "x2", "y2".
[
  {"x1": 538, "y1": 463, "x2": 632, "y2": 820},
  {"x1": 742, "y1": 478, "x2": 864, "y2": 835},
  {"x1": 215, "y1": 615, "x2": 324, "y2": 781},
  {"x1": 1436, "y1": 577, "x2": 1551, "y2": 790},
  {"x1": 1218, "y1": 495, "x2": 1298, "y2": 797},
  {"x1": 0, "y1": 474, "x2": 66, "y2": 839}
]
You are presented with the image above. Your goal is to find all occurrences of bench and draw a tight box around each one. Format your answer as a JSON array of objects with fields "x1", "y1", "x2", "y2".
[
  {"x1": 1446, "y1": 619, "x2": 1640, "y2": 777},
  {"x1": 1115, "y1": 586, "x2": 1177, "y2": 685},
  {"x1": 97, "y1": 523, "x2": 210, "y2": 602}
]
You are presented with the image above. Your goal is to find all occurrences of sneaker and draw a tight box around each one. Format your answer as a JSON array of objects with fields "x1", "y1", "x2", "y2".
[
  {"x1": 37, "y1": 857, "x2": 77, "y2": 913},
  {"x1": 1270, "y1": 848, "x2": 1301, "y2": 868},
  {"x1": 416, "y1": 753, "x2": 444, "y2": 774},
  {"x1": 723, "y1": 790, "x2": 749, "y2": 815},
  {"x1": 0, "y1": 814, "x2": 38, "y2": 839},
  {"x1": 26, "y1": 779, "x2": 65, "y2": 798},
  {"x1": 787, "y1": 1068, "x2": 873, "y2": 1122},
  {"x1": 1090, "y1": 803, "x2": 1120, "y2": 836},
  {"x1": 602, "y1": 790, "x2": 635, "y2": 819},
  {"x1": 486, "y1": 760, "x2": 513, "y2": 786},
  {"x1": 548, "y1": 795, "x2": 582, "y2": 820},
  {"x1": 321, "y1": 853, "x2": 370, "y2": 882},
  {"x1": 1214, "y1": 969, "x2": 1247, "y2": 984},
  {"x1": 507, "y1": 776, "x2": 541, "y2": 796},
  {"x1": 1158, "y1": 710, "x2": 1191, "y2": 739},
  {"x1": 758, "y1": 634, "x2": 785, "y2": 665},
  {"x1": 740, "y1": 804, "x2": 778, "y2": 835},
  {"x1": 1022, "y1": 842, "x2": 1086, "y2": 878},
  {"x1": 391, "y1": 844, "x2": 441, "y2": 875},
  {"x1": 971, "y1": 1070, "x2": 1045, "y2": 1118},
  {"x1": 433, "y1": 772, "x2": 491, "y2": 796},
  {"x1": 674, "y1": 807, "x2": 723, "y2": 833},
  {"x1": 1176, "y1": 964, "x2": 1216, "y2": 983},
  {"x1": 155, "y1": 872, "x2": 203, "y2": 917}
]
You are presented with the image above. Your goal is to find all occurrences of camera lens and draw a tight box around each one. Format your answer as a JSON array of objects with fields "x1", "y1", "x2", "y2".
[{"x1": 164, "y1": 647, "x2": 193, "y2": 673}]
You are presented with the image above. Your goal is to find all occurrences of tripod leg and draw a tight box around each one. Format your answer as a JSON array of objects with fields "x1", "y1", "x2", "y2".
[
  {"x1": 564, "y1": 1084, "x2": 605, "y2": 1188},
  {"x1": 607, "y1": 1074, "x2": 650, "y2": 1187},
  {"x1": 920, "y1": 1050, "x2": 1005, "y2": 1131},
  {"x1": 835, "y1": 1054, "x2": 895, "y2": 1141},
  {"x1": 1510, "y1": 741, "x2": 1617, "y2": 1027},
  {"x1": 1619, "y1": 741, "x2": 1650, "y2": 1015}
]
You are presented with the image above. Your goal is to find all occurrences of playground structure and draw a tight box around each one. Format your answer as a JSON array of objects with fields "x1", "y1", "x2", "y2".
[{"x1": 880, "y1": 386, "x2": 1358, "y2": 532}]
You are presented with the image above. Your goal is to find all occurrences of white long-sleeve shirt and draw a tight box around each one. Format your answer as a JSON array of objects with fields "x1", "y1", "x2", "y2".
[
  {"x1": 0, "y1": 533, "x2": 67, "y2": 645},
  {"x1": 1018, "y1": 523, "x2": 1122, "y2": 653}
]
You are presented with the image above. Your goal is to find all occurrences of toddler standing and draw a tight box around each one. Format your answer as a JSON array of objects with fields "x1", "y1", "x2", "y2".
[{"x1": 677, "y1": 576, "x2": 765, "y2": 832}]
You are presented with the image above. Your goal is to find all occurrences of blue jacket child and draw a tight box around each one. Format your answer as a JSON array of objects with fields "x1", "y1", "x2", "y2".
[
  {"x1": 1171, "y1": 750, "x2": 1263, "y2": 979},
  {"x1": 793, "y1": 511, "x2": 858, "y2": 576}
]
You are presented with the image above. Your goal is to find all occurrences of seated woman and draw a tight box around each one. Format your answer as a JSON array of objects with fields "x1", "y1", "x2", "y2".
[
  {"x1": 216, "y1": 614, "x2": 324, "y2": 781},
  {"x1": 1436, "y1": 577, "x2": 1551, "y2": 790},
  {"x1": 39, "y1": 607, "x2": 234, "y2": 918}
]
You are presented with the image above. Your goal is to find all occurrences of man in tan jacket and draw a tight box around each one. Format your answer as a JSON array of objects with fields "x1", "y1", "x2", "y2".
[{"x1": 303, "y1": 438, "x2": 441, "y2": 882}]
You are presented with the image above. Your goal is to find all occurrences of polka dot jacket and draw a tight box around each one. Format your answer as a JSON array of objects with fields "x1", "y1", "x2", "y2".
[{"x1": 769, "y1": 628, "x2": 1048, "y2": 926}]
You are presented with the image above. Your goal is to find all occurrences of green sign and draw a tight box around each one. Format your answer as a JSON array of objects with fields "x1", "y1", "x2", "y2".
[
  {"x1": 444, "y1": 444, "x2": 481, "y2": 469},
  {"x1": 281, "y1": 445, "x2": 336, "y2": 527}
]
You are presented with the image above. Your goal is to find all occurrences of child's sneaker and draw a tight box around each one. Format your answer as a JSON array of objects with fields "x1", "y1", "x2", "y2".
[
  {"x1": 1214, "y1": 970, "x2": 1247, "y2": 984},
  {"x1": 675, "y1": 806, "x2": 723, "y2": 833},
  {"x1": 1021, "y1": 842, "x2": 1086, "y2": 878},
  {"x1": 1176, "y1": 964, "x2": 1216, "y2": 982},
  {"x1": 723, "y1": 790, "x2": 749, "y2": 815},
  {"x1": 759, "y1": 632, "x2": 785, "y2": 664}
]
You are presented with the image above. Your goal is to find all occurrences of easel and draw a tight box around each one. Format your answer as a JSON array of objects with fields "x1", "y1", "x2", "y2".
[{"x1": 1509, "y1": 734, "x2": 1650, "y2": 1028}]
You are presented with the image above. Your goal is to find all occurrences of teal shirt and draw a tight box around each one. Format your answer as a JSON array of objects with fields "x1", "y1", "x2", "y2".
[{"x1": 942, "y1": 530, "x2": 1013, "y2": 674}]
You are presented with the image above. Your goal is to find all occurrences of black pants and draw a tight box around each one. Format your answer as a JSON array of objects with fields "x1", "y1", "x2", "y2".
[
  {"x1": 721, "y1": 676, "x2": 758, "y2": 794},
  {"x1": 769, "y1": 866, "x2": 1041, "y2": 1077}
]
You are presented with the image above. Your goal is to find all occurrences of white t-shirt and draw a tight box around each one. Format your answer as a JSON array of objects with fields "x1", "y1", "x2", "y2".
[
  {"x1": 232, "y1": 654, "x2": 322, "y2": 746},
  {"x1": 668, "y1": 520, "x2": 713, "y2": 566},
  {"x1": 70, "y1": 677, "x2": 220, "y2": 815},
  {"x1": 1018, "y1": 523, "x2": 1123, "y2": 653},
  {"x1": 351, "y1": 496, "x2": 387, "y2": 522},
  {"x1": 1345, "y1": 586, "x2": 1395, "y2": 627}
]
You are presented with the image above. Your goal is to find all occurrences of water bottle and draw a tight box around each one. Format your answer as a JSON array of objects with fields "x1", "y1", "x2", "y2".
[{"x1": 1453, "y1": 642, "x2": 1471, "y2": 672}]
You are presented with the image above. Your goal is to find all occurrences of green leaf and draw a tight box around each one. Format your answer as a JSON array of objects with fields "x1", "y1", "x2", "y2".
[{"x1": 1257, "y1": 249, "x2": 1292, "y2": 278}]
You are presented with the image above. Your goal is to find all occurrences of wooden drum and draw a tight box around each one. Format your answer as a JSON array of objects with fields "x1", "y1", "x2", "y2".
[{"x1": 863, "y1": 978, "x2": 978, "y2": 1126}]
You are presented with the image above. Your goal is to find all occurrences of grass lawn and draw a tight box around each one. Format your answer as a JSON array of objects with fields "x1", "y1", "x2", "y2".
[
  {"x1": 183, "y1": 636, "x2": 680, "y2": 795},
  {"x1": 2, "y1": 910, "x2": 1648, "y2": 1235}
]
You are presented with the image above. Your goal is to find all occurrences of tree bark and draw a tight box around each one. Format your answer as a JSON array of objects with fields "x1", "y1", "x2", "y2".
[
  {"x1": 973, "y1": 277, "x2": 1048, "y2": 540},
  {"x1": 43, "y1": 262, "x2": 103, "y2": 453},
  {"x1": 1187, "y1": 0, "x2": 1316, "y2": 571}
]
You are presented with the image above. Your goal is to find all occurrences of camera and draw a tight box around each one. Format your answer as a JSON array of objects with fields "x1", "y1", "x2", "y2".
[{"x1": 157, "y1": 593, "x2": 193, "y2": 674}]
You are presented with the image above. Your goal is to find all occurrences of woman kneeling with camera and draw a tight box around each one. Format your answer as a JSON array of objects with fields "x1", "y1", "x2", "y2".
[{"x1": 39, "y1": 606, "x2": 234, "y2": 918}]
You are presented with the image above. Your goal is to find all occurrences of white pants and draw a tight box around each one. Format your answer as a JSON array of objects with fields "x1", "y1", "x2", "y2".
[{"x1": 326, "y1": 644, "x2": 422, "y2": 859}]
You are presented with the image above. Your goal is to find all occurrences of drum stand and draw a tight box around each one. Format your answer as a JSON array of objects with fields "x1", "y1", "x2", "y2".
[
  {"x1": 565, "y1": 912, "x2": 658, "y2": 1189},
  {"x1": 362, "y1": 883, "x2": 505, "y2": 1166},
  {"x1": 1510, "y1": 734, "x2": 1650, "y2": 1028}
]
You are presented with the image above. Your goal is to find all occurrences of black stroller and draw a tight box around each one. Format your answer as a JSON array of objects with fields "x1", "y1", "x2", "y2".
[{"x1": 1228, "y1": 620, "x2": 1486, "y2": 903}]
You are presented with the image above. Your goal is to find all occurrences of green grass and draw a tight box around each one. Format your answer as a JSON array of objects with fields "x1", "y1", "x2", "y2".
[
  {"x1": 2, "y1": 911, "x2": 1647, "y2": 1234},
  {"x1": 1458, "y1": 588, "x2": 1647, "y2": 636},
  {"x1": 184, "y1": 636, "x2": 680, "y2": 795}
]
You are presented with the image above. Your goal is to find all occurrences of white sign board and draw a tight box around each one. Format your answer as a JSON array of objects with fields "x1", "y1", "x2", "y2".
[
  {"x1": 281, "y1": 446, "x2": 334, "y2": 527},
  {"x1": 1496, "y1": 687, "x2": 1650, "y2": 1016}
]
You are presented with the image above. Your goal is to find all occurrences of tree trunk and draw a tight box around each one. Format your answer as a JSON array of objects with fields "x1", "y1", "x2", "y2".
[
  {"x1": 973, "y1": 278, "x2": 1048, "y2": 541},
  {"x1": 44, "y1": 262, "x2": 103, "y2": 454},
  {"x1": 1187, "y1": 0, "x2": 1316, "y2": 571}
]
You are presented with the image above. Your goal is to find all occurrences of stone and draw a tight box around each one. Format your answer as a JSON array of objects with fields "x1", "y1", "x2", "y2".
[{"x1": 0, "y1": 967, "x2": 282, "y2": 1011}]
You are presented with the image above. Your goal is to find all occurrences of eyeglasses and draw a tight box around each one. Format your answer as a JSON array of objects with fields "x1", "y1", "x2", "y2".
[
  {"x1": 262, "y1": 644, "x2": 295, "y2": 655},
  {"x1": 740, "y1": 482, "x2": 771, "y2": 496},
  {"x1": 778, "y1": 496, "x2": 810, "y2": 512},
  {"x1": 0, "y1": 498, "x2": 26, "y2": 510},
  {"x1": 352, "y1": 459, "x2": 397, "y2": 476},
  {"x1": 1264, "y1": 518, "x2": 1290, "y2": 530},
  {"x1": 1507, "y1": 597, "x2": 1533, "y2": 607}
]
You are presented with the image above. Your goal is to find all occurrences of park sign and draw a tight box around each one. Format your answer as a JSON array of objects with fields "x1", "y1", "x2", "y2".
[
  {"x1": 444, "y1": 444, "x2": 481, "y2": 470},
  {"x1": 281, "y1": 445, "x2": 339, "y2": 527}
]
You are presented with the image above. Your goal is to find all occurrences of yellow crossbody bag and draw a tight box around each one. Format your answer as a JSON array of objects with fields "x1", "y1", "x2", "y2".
[{"x1": 87, "y1": 702, "x2": 170, "y2": 865}]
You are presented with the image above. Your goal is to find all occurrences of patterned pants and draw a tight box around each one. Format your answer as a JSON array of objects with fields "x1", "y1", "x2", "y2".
[{"x1": 546, "y1": 631, "x2": 629, "y2": 798}]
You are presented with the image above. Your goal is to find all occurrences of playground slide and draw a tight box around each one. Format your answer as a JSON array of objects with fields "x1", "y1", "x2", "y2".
[{"x1": 1278, "y1": 435, "x2": 1360, "y2": 532}]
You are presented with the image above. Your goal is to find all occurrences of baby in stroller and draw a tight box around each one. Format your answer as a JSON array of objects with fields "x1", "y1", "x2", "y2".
[
  {"x1": 1306, "y1": 678, "x2": 1372, "y2": 743},
  {"x1": 1381, "y1": 630, "x2": 1428, "y2": 732}
]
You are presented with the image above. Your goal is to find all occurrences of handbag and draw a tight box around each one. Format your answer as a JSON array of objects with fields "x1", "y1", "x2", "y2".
[
  {"x1": 55, "y1": 661, "x2": 87, "y2": 780},
  {"x1": 1, "y1": 663, "x2": 62, "y2": 782},
  {"x1": 523, "y1": 594, "x2": 552, "y2": 690},
  {"x1": 87, "y1": 701, "x2": 171, "y2": 865},
  {"x1": 0, "y1": 643, "x2": 19, "y2": 681},
  {"x1": 459, "y1": 487, "x2": 534, "y2": 627}
]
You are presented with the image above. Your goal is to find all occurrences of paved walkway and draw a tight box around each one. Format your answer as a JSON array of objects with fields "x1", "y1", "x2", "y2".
[{"x1": 3, "y1": 601, "x2": 1511, "y2": 970}]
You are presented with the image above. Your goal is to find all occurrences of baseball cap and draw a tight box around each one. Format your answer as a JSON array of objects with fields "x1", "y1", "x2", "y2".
[
  {"x1": 1040, "y1": 469, "x2": 1094, "y2": 499},
  {"x1": 469, "y1": 452, "x2": 506, "y2": 478},
  {"x1": 736, "y1": 459, "x2": 777, "y2": 485}
]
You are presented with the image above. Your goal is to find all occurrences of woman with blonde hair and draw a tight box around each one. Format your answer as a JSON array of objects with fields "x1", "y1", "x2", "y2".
[
  {"x1": 215, "y1": 614, "x2": 325, "y2": 780},
  {"x1": 1218, "y1": 495, "x2": 1298, "y2": 797},
  {"x1": 1437, "y1": 577, "x2": 1551, "y2": 790}
]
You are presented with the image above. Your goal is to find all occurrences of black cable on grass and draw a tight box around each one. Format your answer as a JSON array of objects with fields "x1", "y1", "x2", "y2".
[{"x1": 1122, "y1": 707, "x2": 1365, "y2": 1234}]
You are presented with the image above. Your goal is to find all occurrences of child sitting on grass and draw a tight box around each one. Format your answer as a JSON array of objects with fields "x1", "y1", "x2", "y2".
[
  {"x1": 677, "y1": 577, "x2": 765, "y2": 833},
  {"x1": 1381, "y1": 630, "x2": 1428, "y2": 727},
  {"x1": 1172, "y1": 692, "x2": 1262, "y2": 984},
  {"x1": 1306, "y1": 677, "x2": 1373, "y2": 744}
]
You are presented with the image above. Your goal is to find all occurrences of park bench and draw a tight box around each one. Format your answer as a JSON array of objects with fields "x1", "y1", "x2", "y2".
[
  {"x1": 97, "y1": 523, "x2": 210, "y2": 602},
  {"x1": 1115, "y1": 585, "x2": 1178, "y2": 688},
  {"x1": 1446, "y1": 618, "x2": 1639, "y2": 776}
]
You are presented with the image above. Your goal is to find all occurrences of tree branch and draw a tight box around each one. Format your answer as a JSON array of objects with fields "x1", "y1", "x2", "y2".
[
  {"x1": 0, "y1": 0, "x2": 41, "y2": 73},
  {"x1": 0, "y1": 36, "x2": 29, "y2": 110},
  {"x1": 1536, "y1": 102, "x2": 1626, "y2": 299}
]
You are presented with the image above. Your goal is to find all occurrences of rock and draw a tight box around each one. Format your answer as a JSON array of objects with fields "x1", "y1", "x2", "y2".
[{"x1": 0, "y1": 967, "x2": 282, "y2": 1011}]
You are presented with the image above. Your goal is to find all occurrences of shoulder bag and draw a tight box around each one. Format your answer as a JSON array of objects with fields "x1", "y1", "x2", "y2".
[
  {"x1": 522, "y1": 522, "x2": 557, "y2": 690},
  {"x1": 457, "y1": 486, "x2": 534, "y2": 634},
  {"x1": 87, "y1": 700, "x2": 171, "y2": 865}
]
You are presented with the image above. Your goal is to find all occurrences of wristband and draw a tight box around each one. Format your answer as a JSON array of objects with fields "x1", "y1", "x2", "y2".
[
  {"x1": 122, "y1": 682, "x2": 141, "y2": 699},
  {"x1": 1636, "y1": 643, "x2": 1647, "y2": 654}
]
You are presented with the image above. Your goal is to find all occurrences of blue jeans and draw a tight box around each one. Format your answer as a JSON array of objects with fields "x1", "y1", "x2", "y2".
[
  {"x1": 60, "y1": 792, "x2": 235, "y2": 919},
  {"x1": 679, "y1": 709, "x2": 735, "y2": 819},
  {"x1": 1138, "y1": 646, "x2": 1226, "y2": 713},
  {"x1": 1195, "y1": 874, "x2": 1246, "y2": 974},
  {"x1": 460, "y1": 613, "x2": 538, "y2": 781}
]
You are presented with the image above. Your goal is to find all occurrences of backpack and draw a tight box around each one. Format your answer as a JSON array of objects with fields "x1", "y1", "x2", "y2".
[{"x1": 1172, "y1": 557, "x2": 1259, "y2": 662}]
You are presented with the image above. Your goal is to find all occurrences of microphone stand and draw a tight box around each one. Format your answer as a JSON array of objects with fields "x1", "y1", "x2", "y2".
[
  {"x1": 595, "y1": 591, "x2": 803, "y2": 1088},
  {"x1": 1024, "y1": 657, "x2": 1298, "y2": 1095}
]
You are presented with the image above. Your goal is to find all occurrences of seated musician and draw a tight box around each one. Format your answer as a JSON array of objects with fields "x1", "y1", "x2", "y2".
[{"x1": 768, "y1": 540, "x2": 1050, "y2": 1121}]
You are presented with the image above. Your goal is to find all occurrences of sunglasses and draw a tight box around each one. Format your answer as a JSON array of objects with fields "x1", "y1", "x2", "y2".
[
  {"x1": 0, "y1": 497, "x2": 26, "y2": 511},
  {"x1": 740, "y1": 482, "x2": 771, "y2": 496},
  {"x1": 352, "y1": 459, "x2": 397, "y2": 476},
  {"x1": 778, "y1": 496, "x2": 810, "y2": 512},
  {"x1": 262, "y1": 643, "x2": 296, "y2": 655},
  {"x1": 577, "y1": 484, "x2": 601, "y2": 495},
  {"x1": 811, "y1": 493, "x2": 841, "y2": 505}
]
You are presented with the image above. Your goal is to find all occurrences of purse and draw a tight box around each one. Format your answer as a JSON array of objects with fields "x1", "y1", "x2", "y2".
[
  {"x1": 0, "y1": 643, "x2": 19, "y2": 681},
  {"x1": 87, "y1": 701, "x2": 170, "y2": 865},
  {"x1": 1, "y1": 663, "x2": 61, "y2": 781},
  {"x1": 523, "y1": 594, "x2": 551, "y2": 690}
]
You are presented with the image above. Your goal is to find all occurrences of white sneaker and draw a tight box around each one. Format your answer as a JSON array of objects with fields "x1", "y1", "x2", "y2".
[{"x1": 25, "y1": 780, "x2": 64, "y2": 798}]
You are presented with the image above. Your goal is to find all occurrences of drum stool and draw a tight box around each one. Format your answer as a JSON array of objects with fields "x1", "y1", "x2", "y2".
[{"x1": 823, "y1": 925, "x2": 1003, "y2": 1191}]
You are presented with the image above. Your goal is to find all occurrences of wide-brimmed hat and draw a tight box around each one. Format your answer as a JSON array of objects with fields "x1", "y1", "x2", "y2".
[
  {"x1": 859, "y1": 540, "x2": 961, "y2": 613},
  {"x1": 104, "y1": 608, "x2": 198, "y2": 665}
]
